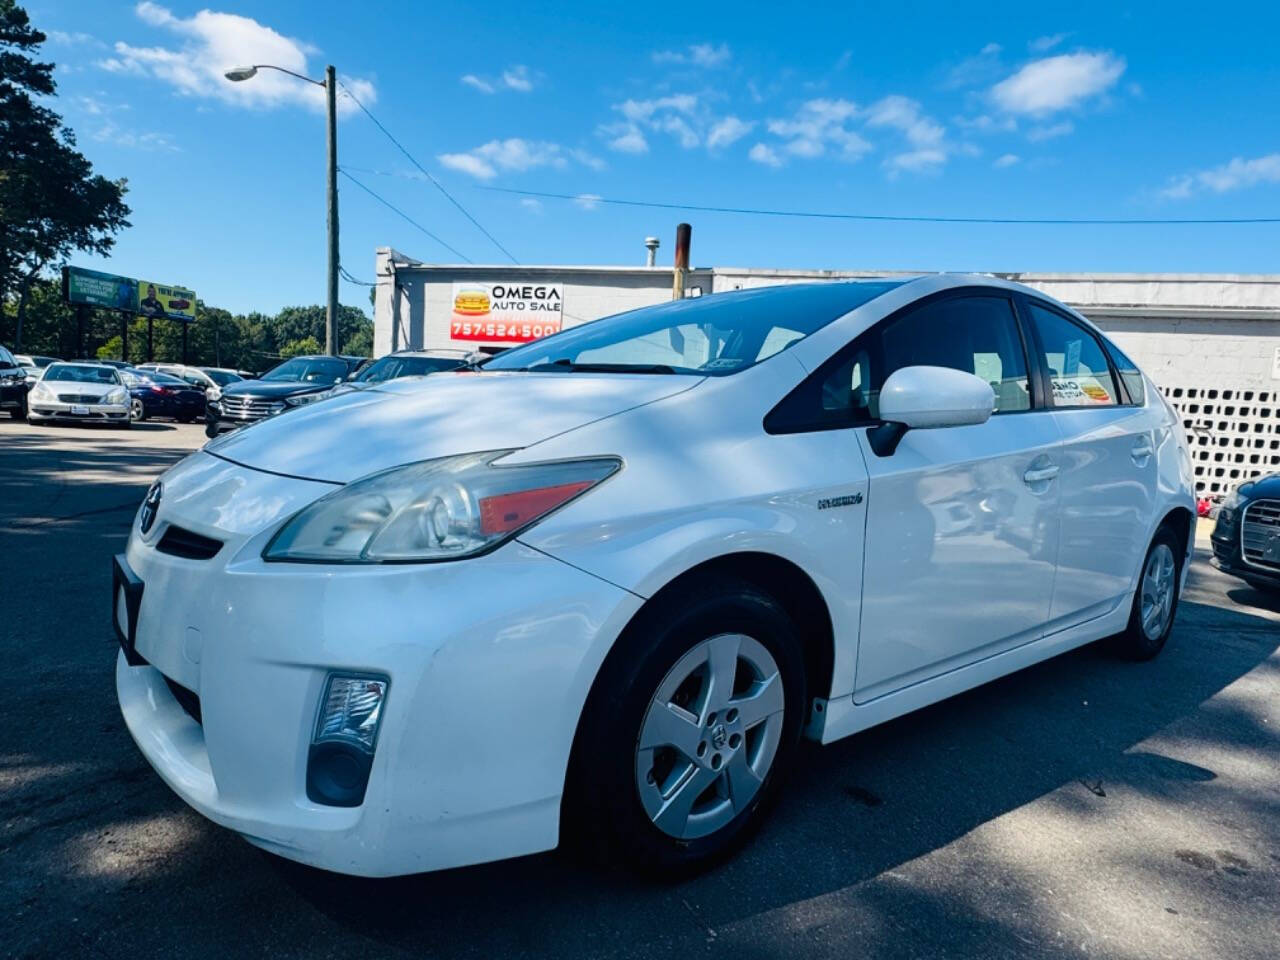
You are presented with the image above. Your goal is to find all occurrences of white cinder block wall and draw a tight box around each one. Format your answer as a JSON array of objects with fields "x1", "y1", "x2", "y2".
[{"x1": 374, "y1": 251, "x2": 1280, "y2": 495}]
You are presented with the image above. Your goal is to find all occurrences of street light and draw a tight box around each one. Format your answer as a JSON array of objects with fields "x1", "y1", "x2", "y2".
[{"x1": 226, "y1": 62, "x2": 340, "y2": 356}]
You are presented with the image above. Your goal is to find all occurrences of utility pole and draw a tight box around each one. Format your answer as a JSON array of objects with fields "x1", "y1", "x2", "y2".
[
  {"x1": 325, "y1": 63, "x2": 339, "y2": 356},
  {"x1": 672, "y1": 223, "x2": 691, "y2": 300}
]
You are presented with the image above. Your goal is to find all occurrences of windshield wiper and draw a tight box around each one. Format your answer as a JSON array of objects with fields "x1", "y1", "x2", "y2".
[{"x1": 524, "y1": 359, "x2": 678, "y2": 374}]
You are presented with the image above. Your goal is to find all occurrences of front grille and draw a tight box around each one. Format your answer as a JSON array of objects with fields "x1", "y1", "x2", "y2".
[
  {"x1": 58, "y1": 393, "x2": 106, "y2": 404},
  {"x1": 1241, "y1": 498, "x2": 1280, "y2": 571},
  {"x1": 219, "y1": 395, "x2": 278, "y2": 420},
  {"x1": 156, "y1": 525, "x2": 224, "y2": 560},
  {"x1": 164, "y1": 677, "x2": 202, "y2": 726}
]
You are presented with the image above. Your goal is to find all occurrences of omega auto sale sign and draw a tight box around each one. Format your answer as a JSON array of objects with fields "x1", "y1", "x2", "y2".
[{"x1": 450, "y1": 282, "x2": 563, "y2": 343}]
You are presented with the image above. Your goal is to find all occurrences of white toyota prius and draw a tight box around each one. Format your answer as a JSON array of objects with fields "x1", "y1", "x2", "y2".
[{"x1": 114, "y1": 274, "x2": 1195, "y2": 877}]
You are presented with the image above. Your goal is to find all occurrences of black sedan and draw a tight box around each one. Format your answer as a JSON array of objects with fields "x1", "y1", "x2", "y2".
[
  {"x1": 205, "y1": 354, "x2": 363, "y2": 437},
  {"x1": 120, "y1": 369, "x2": 207, "y2": 423},
  {"x1": 1210, "y1": 474, "x2": 1280, "y2": 591}
]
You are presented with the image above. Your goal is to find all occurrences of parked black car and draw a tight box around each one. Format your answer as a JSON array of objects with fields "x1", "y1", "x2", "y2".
[
  {"x1": 1210, "y1": 474, "x2": 1280, "y2": 591},
  {"x1": 0, "y1": 344, "x2": 28, "y2": 419},
  {"x1": 119, "y1": 369, "x2": 207, "y2": 423},
  {"x1": 205, "y1": 354, "x2": 364, "y2": 437}
]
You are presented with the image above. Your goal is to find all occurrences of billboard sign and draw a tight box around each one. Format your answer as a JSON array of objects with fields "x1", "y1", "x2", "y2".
[
  {"x1": 449, "y1": 281, "x2": 563, "y2": 343},
  {"x1": 62, "y1": 267, "x2": 137, "y2": 311},
  {"x1": 136, "y1": 280, "x2": 197, "y2": 323}
]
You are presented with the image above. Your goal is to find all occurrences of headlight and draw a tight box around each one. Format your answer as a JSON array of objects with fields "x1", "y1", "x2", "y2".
[
  {"x1": 105, "y1": 387, "x2": 127, "y2": 404},
  {"x1": 207, "y1": 386, "x2": 221, "y2": 401},
  {"x1": 1220, "y1": 486, "x2": 1247, "y2": 511},
  {"x1": 30, "y1": 383, "x2": 52, "y2": 400},
  {"x1": 285, "y1": 390, "x2": 331, "y2": 408},
  {"x1": 264, "y1": 451, "x2": 620, "y2": 563}
]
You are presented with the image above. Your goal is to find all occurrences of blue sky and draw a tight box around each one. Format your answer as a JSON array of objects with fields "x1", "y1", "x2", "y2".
[{"x1": 32, "y1": 0, "x2": 1280, "y2": 314}]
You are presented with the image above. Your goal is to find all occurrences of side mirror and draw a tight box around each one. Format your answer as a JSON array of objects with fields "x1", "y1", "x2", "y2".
[{"x1": 868, "y1": 365, "x2": 996, "y2": 457}]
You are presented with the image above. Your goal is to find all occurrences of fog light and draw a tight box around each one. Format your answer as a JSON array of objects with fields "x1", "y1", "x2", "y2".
[{"x1": 307, "y1": 674, "x2": 387, "y2": 807}]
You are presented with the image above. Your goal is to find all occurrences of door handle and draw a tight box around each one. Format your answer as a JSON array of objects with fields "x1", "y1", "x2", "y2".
[
  {"x1": 1131, "y1": 439, "x2": 1154, "y2": 463},
  {"x1": 1023, "y1": 464, "x2": 1059, "y2": 484}
]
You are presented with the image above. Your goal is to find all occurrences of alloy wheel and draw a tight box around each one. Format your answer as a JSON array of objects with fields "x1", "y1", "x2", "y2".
[
  {"x1": 1140, "y1": 543, "x2": 1176, "y2": 640},
  {"x1": 129, "y1": 398, "x2": 145, "y2": 421},
  {"x1": 635, "y1": 633, "x2": 784, "y2": 840}
]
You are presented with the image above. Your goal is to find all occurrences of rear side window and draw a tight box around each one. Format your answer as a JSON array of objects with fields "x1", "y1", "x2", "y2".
[
  {"x1": 766, "y1": 293, "x2": 1030, "y2": 433},
  {"x1": 1102, "y1": 340, "x2": 1145, "y2": 405},
  {"x1": 1026, "y1": 303, "x2": 1119, "y2": 407}
]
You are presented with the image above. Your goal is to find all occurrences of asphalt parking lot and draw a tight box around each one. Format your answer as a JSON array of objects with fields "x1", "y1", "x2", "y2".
[{"x1": 2, "y1": 418, "x2": 1278, "y2": 960}]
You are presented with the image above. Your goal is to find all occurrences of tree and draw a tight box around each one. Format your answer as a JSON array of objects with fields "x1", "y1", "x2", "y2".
[
  {"x1": 0, "y1": 1, "x2": 130, "y2": 348},
  {"x1": 270, "y1": 304, "x2": 373, "y2": 356}
]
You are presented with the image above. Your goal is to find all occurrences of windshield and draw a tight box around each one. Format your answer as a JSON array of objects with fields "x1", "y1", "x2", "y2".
[
  {"x1": 356, "y1": 355, "x2": 465, "y2": 383},
  {"x1": 202, "y1": 369, "x2": 241, "y2": 386},
  {"x1": 261, "y1": 357, "x2": 348, "y2": 383},
  {"x1": 43, "y1": 364, "x2": 120, "y2": 384},
  {"x1": 483, "y1": 281, "x2": 903, "y2": 376}
]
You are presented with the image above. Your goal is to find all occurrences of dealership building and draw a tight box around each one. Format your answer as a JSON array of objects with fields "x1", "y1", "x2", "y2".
[{"x1": 372, "y1": 246, "x2": 1280, "y2": 496}]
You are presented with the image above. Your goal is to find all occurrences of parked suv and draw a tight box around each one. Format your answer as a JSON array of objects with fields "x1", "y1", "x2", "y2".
[{"x1": 205, "y1": 354, "x2": 364, "y2": 437}]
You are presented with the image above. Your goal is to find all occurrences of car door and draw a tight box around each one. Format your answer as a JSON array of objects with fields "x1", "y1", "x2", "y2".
[
  {"x1": 1021, "y1": 299, "x2": 1157, "y2": 628},
  {"x1": 850, "y1": 292, "x2": 1062, "y2": 702}
]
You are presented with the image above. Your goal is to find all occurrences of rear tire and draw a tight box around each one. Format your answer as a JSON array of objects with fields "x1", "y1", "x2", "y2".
[
  {"x1": 564, "y1": 574, "x2": 806, "y2": 876},
  {"x1": 129, "y1": 398, "x2": 146, "y2": 422},
  {"x1": 1110, "y1": 525, "x2": 1183, "y2": 660}
]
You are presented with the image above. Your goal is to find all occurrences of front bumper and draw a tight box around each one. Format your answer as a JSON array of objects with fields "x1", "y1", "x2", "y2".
[
  {"x1": 28, "y1": 399, "x2": 129, "y2": 422},
  {"x1": 115, "y1": 456, "x2": 641, "y2": 876},
  {"x1": 1209, "y1": 512, "x2": 1280, "y2": 588}
]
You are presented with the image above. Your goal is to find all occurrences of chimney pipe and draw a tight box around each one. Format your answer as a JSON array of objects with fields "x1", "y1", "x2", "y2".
[
  {"x1": 672, "y1": 222, "x2": 691, "y2": 300},
  {"x1": 644, "y1": 236, "x2": 660, "y2": 267}
]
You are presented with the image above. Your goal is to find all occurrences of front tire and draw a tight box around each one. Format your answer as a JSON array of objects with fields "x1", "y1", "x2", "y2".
[
  {"x1": 1111, "y1": 525, "x2": 1183, "y2": 660},
  {"x1": 566, "y1": 575, "x2": 806, "y2": 875}
]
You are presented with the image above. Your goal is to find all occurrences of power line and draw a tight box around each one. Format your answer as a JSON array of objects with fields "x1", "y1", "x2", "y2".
[
  {"x1": 339, "y1": 168, "x2": 474, "y2": 263},
  {"x1": 337, "y1": 82, "x2": 519, "y2": 262},
  {"x1": 338, "y1": 265, "x2": 376, "y2": 287},
  {"x1": 476, "y1": 185, "x2": 1280, "y2": 226}
]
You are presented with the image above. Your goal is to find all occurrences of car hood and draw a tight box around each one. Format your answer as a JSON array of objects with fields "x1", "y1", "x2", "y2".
[
  {"x1": 1241, "y1": 474, "x2": 1280, "y2": 499},
  {"x1": 220, "y1": 380, "x2": 335, "y2": 399},
  {"x1": 205, "y1": 371, "x2": 701, "y2": 484}
]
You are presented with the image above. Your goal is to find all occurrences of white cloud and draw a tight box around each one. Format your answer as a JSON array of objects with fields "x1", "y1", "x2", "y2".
[
  {"x1": 886, "y1": 148, "x2": 947, "y2": 175},
  {"x1": 994, "y1": 153, "x2": 1020, "y2": 168},
  {"x1": 459, "y1": 65, "x2": 534, "y2": 94},
  {"x1": 569, "y1": 148, "x2": 606, "y2": 171},
  {"x1": 1159, "y1": 153, "x2": 1280, "y2": 199},
  {"x1": 49, "y1": 29, "x2": 103, "y2": 47},
  {"x1": 573, "y1": 193, "x2": 602, "y2": 210},
  {"x1": 603, "y1": 93, "x2": 736, "y2": 153},
  {"x1": 438, "y1": 139, "x2": 568, "y2": 180},
  {"x1": 519, "y1": 197, "x2": 542, "y2": 212},
  {"x1": 1026, "y1": 120, "x2": 1074, "y2": 141},
  {"x1": 460, "y1": 74, "x2": 494, "y2": 94},
  {"x1": 501, "y1": 65, "x2": 533, "y2": 92},
  {"x1": 991, "y1": 51, "x2": 1125, "y2": 115},
  {"x1": 652, "y1": 42, "x2": 730, "y2": 67},
  {"x1": 1029, "y1": 33, "x2": 1068, "y2": 52},
  {"x1": 92, "y1": 121, "x2": 180, "y2": 151},
  {"x1": 707, "y1": 115, "x2": 753, "y2": 150},
  {"x1": 766, "y1": 98, "x2": 868, "y2": 161},
  {"x1": 100, "y1": 2, "x2": 375, "y2": 115},
  {"x1": 748, "y1": 142, "x2": 782, "y2": 167},
  {"x1": 946, "y1": 42, "x2": 1004, "y2": 89},
  {"x1": 954, "y1": 113, "x2": 1017, "y2": 133}
]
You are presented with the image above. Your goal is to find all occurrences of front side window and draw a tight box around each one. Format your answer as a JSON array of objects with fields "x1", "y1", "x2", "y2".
[
  {"x1": 766, "y1": 293, "x2": 1029, "y2": 433},
  {"x1": 483, "y1": 281, "x2": 903, "y2": 377},
  {"x1": 356, "y1": 356, "x2": 464, "y2": 383},
  {"x1": 1026, "y1": 303, "x2": 1119, "y2": 407}
]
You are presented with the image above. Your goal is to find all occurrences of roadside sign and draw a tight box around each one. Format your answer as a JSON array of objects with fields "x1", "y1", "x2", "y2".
[
  {"x1": 449, "y1": 281, "x2": 563, "y2": 343},
  {"x1": 62, "y1": 266, "x2": 137, "y2": 311},
  {"x1": 136, "y1": 280, "x2": 197, "y2": 323}
]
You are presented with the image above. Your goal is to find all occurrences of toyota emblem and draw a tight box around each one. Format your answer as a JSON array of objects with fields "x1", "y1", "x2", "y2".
[{"x1": 140, "y1": 481, "x2": 162, "y2": 534}]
